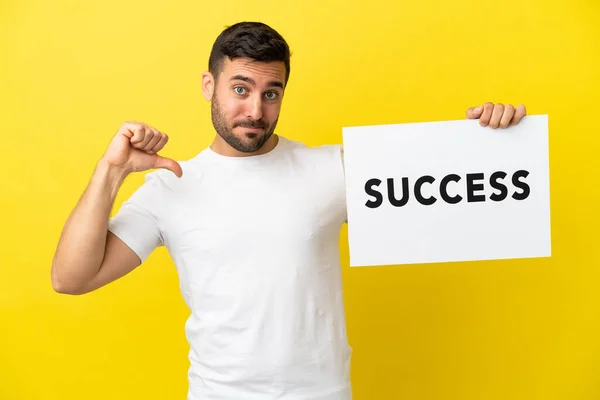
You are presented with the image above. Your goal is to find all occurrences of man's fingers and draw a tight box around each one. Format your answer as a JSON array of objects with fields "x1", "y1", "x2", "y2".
[
  {"x1": 510, "y1": 104, "x2": 527, "y2": 126},
  {"x1": 119, "y1": 122, "x2": 138, "y2": 139},
  {"x1": 479, "y1": 102, "x2": 494, "y2": 127},
  {"x1": 128, "y1": 124, "x2": 146, "y2": 144},
  {"x1": 143, "y1": 129, "x2": 163, "y2": 152},
  {"x1": 153, "y1": 155, "x2": 183, "y2": 178},
  {"x1": 499, "y1": 104, "x2": 515, "y2": 128},
  {"x1": 149, "y1": 133, "x2": 169, "y2": 154},
  {"x1": 488, "y1": 103, "x2": 505, "y2": 129},
  {"x1": 119, "y1": 122, "x2": 165, "y2": 150},
  {"x1": 466, "y1": 106, "x2": 483, "y2": 119},
  {"x1": 136, "y1": 127, "x2": 156, "y2": 148}
]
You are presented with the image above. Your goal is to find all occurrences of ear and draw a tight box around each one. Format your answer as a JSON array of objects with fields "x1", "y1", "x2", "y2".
[{"x1": 201, "y1": 71, "x2": 215, "y2": 101}]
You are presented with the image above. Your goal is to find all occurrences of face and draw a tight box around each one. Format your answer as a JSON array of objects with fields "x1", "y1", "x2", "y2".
[{"x1": 203, "y1": 57, "x2": 286, "y2": 154}]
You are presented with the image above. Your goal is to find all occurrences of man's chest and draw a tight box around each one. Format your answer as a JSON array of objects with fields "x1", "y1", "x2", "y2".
[{"x1": 160, "y1": 171, "x2": 347, "y2": 258}]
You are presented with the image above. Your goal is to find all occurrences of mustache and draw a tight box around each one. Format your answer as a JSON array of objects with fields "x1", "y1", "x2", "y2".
[{"x1": 233, "y1": 120, "x2": 266, "y2": 129}]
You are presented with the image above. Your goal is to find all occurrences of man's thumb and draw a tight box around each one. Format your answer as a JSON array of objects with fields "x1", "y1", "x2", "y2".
[{"x1": 154, "y1": 155, "x2": 183, "y2": 178}]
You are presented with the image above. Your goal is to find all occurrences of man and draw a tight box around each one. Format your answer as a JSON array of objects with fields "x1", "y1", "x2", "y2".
[{"x1": 51, "y1": 21, "x2": 527, "y2": 400}]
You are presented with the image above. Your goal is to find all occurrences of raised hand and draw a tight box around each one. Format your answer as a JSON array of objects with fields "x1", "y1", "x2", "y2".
[
  {"x1": 466, "y1": 102, "x2": 527, "y2": 129},
  {"x1": 102, "y1": 121, "x2": 183, "y2": 178}
]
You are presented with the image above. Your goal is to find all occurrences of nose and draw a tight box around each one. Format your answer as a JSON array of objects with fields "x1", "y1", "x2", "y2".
[{"x1": 247, "y1": 94, "x2": 263, "y2": 121}]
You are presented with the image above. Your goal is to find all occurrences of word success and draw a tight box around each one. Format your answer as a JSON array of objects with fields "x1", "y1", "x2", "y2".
[{"x1": 364, "y1": 170, "x2": 531, "y2": 208}]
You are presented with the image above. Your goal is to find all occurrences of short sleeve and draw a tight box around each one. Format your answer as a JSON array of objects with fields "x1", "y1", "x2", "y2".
[{"x1": 108, "y1": 173, "x2": 164, "y2": 263}]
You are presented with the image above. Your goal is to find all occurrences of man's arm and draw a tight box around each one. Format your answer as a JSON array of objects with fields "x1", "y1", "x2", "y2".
[
  {"x1": 51, "y1": 160, "x2": 140, "y2": 294},
  {"x1": 51, "y1": 121, "x2": 182, "y2": 295}
]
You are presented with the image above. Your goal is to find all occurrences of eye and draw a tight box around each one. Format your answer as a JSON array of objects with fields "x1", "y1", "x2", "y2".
[
  {"x1": 265, "y1": 91, "x2": 278, "y2": 100},
  {"x1": 234, "y1": 86, "x2": 246, "y2": 95}
]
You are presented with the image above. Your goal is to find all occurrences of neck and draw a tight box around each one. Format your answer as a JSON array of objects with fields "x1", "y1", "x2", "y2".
[{"x1": 210, "y1": 134, "x2": 279, "y2": 157}]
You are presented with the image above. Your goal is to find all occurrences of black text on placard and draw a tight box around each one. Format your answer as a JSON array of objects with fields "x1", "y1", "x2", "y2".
[{"x1": 364, "y1": 170, "x2": 530, "y2": 208}]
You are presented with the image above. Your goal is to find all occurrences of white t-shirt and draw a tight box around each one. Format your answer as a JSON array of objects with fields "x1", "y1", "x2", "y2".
[{"x1": 108, "y1": 136, "x2": 353, "y2": 399}]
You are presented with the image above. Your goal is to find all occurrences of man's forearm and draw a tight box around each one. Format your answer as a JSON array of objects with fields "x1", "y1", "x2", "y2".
[{"x1": 51, "y1": 159, "x2": 128, "y2": 292}]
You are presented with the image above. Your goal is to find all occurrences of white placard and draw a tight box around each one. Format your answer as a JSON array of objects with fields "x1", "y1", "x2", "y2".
[{"x1": 342, "y1": 115, "x2": 551, "y2": 267}]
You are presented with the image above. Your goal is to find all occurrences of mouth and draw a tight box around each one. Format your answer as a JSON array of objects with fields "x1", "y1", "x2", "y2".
[{"x1": 236, "y1": 126, "x2": 265, "y2": 134}]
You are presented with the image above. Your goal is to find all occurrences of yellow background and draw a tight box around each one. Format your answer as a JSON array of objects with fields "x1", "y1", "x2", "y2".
[{"x1": 1, "y1": 0, "x2": 599, "y2": 399}]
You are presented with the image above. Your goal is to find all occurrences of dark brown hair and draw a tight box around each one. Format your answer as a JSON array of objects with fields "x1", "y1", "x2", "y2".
[{"x1": 208, "y1": 22, "x2": 291, "y2": 86}]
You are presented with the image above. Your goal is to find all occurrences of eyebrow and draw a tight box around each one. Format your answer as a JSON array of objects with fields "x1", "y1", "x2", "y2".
[{"x1": 230, "y1": 74, "x2": 284, "y2": 89}]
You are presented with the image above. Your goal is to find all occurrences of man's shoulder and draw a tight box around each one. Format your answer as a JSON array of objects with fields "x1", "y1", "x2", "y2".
[
  {"x1": 281, "y1": 136, "x2": 343, "y2": 158},
  {"x1": 279, "y1": 137, "x2": 345, "y2": 177}
]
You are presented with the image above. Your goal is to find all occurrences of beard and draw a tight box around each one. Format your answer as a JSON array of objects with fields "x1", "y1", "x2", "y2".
[{"x1": 211, "y1": 95, "x2": 278, "y2": 153}]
